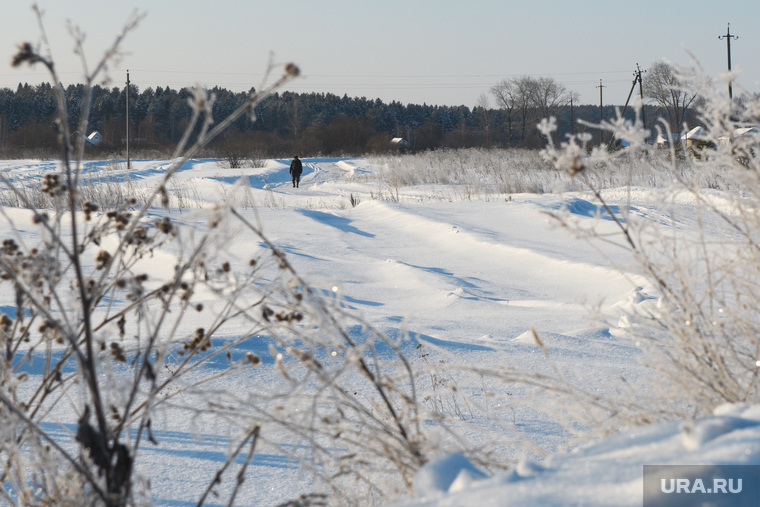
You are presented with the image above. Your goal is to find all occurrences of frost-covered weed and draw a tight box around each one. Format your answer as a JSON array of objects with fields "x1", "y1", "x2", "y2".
[
  {"x1": 539, "y1": 62, "x2": 760, "y2": 422},
  {"x1": 370, "y1": 148, "x2": 556, "y2": 195},
  {"x1": 365, "y1": 65, "x2": 760, "y2": 463},
  {"x1": 368, "y1": 145, "x2": 737, "y2": 201},
  {"x1": 0, "y1": 10, "x2": 475, "y2": 507},
  {"x1": 0, "y1": 11, "x2": 373, "y2": 507}
]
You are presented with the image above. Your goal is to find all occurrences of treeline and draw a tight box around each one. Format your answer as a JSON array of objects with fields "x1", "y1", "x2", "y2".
[{"x1": 0, "y1": 82, "x2": 668, "y2": 158}]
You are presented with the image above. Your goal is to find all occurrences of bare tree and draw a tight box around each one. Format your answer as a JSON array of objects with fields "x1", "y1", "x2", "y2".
[
  {"x1": 513, "y1": 76, "x2": 537, "y2": 144},
  {"x1": 492, "y1": 76, "x2": 572, "y2": 147},
  {"x1": 530, "y1": 77, "x2": 570, "y2": 145},
  {"x1": 643, "y1": 61, "x2": 698, "y2": 131},
  {"x1": 491, "y1": 77, "x2": 536, "y2": 145},
  {"x1": 490, "y1": 79, "x2": 518, "y2": 146},
  {"x1": 475, "y1": 93, "x2": 492, "y2": 144},
  {"x1": 530, "y1": 77, "x2": 568, "y2": 119}
]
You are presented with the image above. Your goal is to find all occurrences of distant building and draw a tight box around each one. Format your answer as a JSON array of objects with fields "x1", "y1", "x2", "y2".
[
  {"x1": 622, "y1": 125, "x2": 756, "y2": 149},
  {"x1": 87, "y1": 131, "x2": 103, "y2": 146},
  {"x1": 718, "y1": 126, "x2": 758, "y2": 146},
  {"x1": 656, "y1": 126, "x2": 707, "y2": 147},
  {"x1": 72, "y1": 130, "x2": 103, "y2": 146},
  {"x1": 684, "y1": 126, "x2": 705, "y2": 146},
  {"x1": 390, "y1": 137, "x2": 410, "y2": 151}
]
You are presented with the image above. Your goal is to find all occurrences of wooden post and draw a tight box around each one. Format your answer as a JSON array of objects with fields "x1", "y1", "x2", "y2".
[
  {"x1": 570, "y1": 95, "x2": 574, "y2": 136},
  {"x1": 126, "y1": 70, "x2": 130, "y2": 169},
  {"x1": 718, "y1": 24, "x2": 738, "y2": 100},
  {"x1": 637, "y1": 63, "x2": 646, "y2": 130},
  {"x1": 597, "y1": 79, "x2": 606, "y2": 145}
]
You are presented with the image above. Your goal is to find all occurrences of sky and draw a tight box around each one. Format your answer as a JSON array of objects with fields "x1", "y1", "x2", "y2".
[{"x1": 1, "y1": 1, "x2": 759, "y2": 108}]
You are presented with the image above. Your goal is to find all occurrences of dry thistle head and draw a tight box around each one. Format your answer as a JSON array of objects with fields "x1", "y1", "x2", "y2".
[
  {"x1": 159, "y1": 186, "x2": 169, "y2": 208},
  {"x1": 570, "y1": 154, "x2": 586, "y2": 176},
  {"x1": 11, "y1": 42, "x2": 41, "y2": 67},
  {"x1": 0, "y1": 313, "x2": 13, "y2": 332},
  {"x1": 189, "y1": 87, "x2": 212, "y2": 110},
  {"x1": 95, "y1": 250, "x2": 111, "y2": 270},
  {"x1": 41, "y1": 174, "x2": 65, "y2": 197},
  {"x1": 126, "y1": 227, "x2": 149, "y2": 245},
  {"x1": 2, "y1": 239, "x2": 19, "y2": 255},
  {"x1": 284, "y1": 62, "x2": 300, "y2": 78},
  {"x1": 158, "y1": 216, "x2": 174, "y2": 235},
  {"x1": 83, "y1": 201, "x2": 98, "y2": 221},
  {"x1": 183, "y1": 327, "x2": 210, "y2": 351},
  {"x1": 32, "y1": 212, "x2": 48, "y2": 224},
  {"x1": 110, "y1": 342, "x2": 127, "y2": 362}
]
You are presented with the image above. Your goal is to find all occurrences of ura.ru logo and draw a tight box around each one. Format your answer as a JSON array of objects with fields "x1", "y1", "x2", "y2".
[{"x1": 661, "y1": 478, "x2": 742, "y2": 494}]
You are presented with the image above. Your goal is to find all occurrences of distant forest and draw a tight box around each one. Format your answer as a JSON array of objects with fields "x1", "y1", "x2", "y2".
[{"x1": 0, "y1": 82, "x2": 673, "y2": 158}]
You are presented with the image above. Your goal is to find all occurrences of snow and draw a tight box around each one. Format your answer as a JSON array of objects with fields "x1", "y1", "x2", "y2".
[
  {"x1": 399, "y1": 404, "x2": 760, "y2": 506},
  {"x1": 0, "y1": 156, "x2": 757, "y2": 506},
  {"x1": 412, "y1": 453, "x2": 488, "y2": 497}
]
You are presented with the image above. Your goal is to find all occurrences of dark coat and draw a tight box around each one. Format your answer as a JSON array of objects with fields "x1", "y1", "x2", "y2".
[{"x1": 290, "y1": 157, "x2": 303, "y2": 177}]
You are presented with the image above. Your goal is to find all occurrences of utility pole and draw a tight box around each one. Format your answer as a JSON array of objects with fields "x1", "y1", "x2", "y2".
[
  {"x1": 126, "y1": 70, "x2": 131, "y2": 170},
  {"x1": 718, "y1": 24, "x2": 738, "y2": 100},
  {"x1": 611, "y1": 65, "x2": 648, "y2": 150},
  {"x1": 569, "y1": 95, "x2": 574, "y2": 136},
  {"x1": 635, "y1": 64, "x2": 646, "y2": 131},
  {"x1": 597, "y1": 79, "x2": 606, "y2": 145}
]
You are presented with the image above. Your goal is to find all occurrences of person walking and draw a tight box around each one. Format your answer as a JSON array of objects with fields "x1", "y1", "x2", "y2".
[{"x1": 289, "y1": 155, "x2": 303, "y2": 188}]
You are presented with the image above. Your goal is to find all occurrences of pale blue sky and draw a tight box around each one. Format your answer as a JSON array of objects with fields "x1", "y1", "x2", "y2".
[{"x1": 2, "y1": 1, "x2": 758, "y2": 107}]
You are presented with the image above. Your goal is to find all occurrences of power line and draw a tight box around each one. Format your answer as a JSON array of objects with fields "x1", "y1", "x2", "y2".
[
  {"x1": 0, "y1": 67, "x2": 636, "y2": 88},
  {"x1": 104, "y1": 77, "x2": 635, "y2": 89},
  {"x1": 0, "y1": 68, "x2": 638, "y2": 107},
  {"x1": 127, "y1": 69, "x2": 635, "y2": 79}
]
